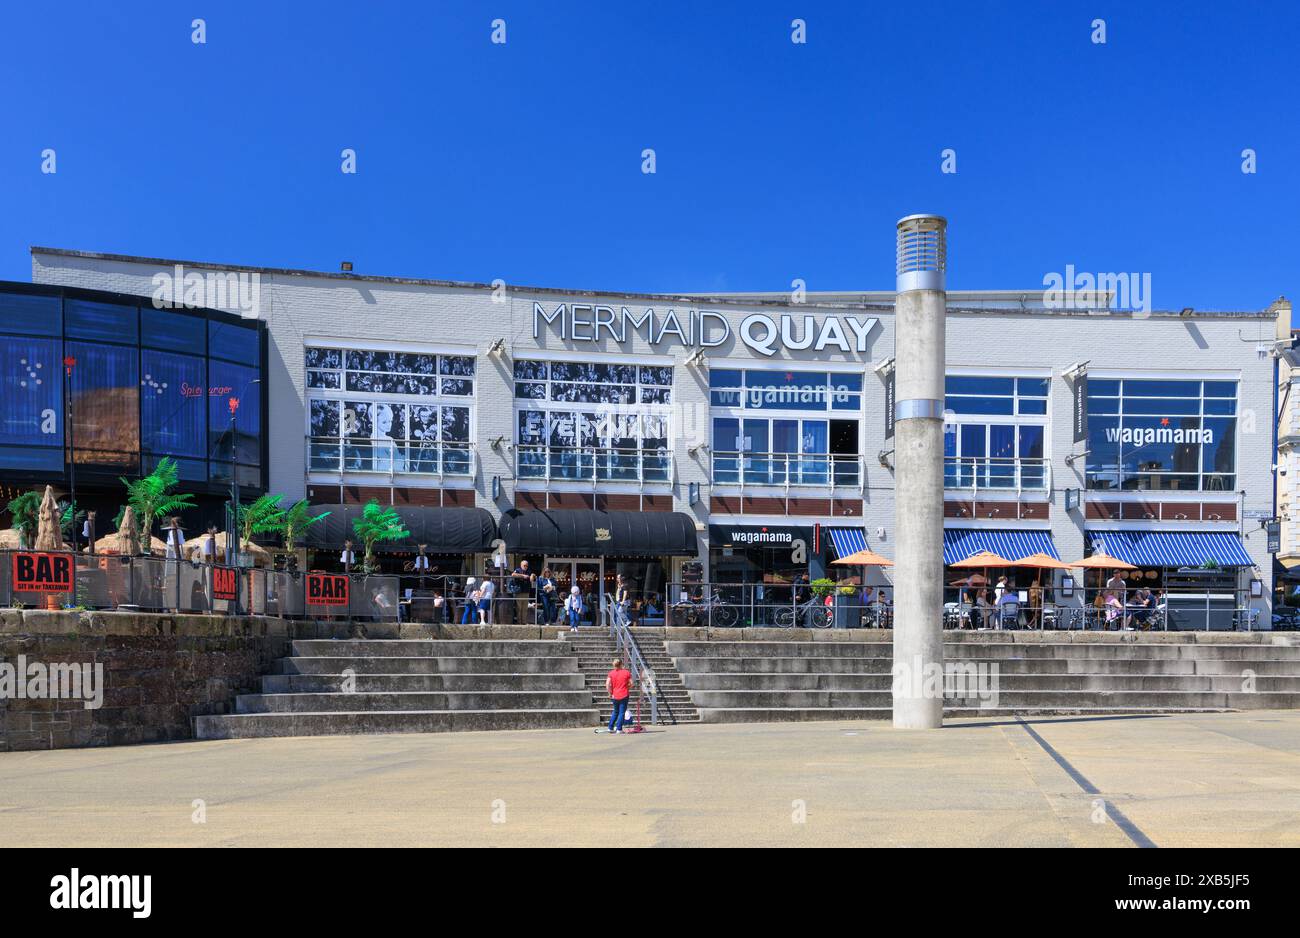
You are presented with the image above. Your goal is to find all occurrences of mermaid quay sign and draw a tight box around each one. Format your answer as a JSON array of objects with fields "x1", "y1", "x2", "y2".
[{"x1": 533, "y1": 302, "x2": 879, "y2": 357}]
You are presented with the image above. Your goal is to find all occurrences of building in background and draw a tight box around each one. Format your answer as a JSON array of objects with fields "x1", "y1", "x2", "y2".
[
  {"x1": 0, "y1": 280, "x2": 267, "y2": 538},
  {"x1": 22, "y1": 247, "x2": 1286, "y2": 627}
]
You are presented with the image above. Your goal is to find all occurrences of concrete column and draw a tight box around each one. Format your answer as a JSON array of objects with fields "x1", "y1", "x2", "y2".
[{"x1": 892, "y1": 215, "x2": 947, "y2": 729}]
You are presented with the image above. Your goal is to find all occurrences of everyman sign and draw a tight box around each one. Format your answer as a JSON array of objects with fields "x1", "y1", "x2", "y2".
[
  {"x1": 307, "y1": 573, "x2": 349, "y2": 606},
  {"x1": 12, "y1": 552, "x2": 74, "y2": 592}
]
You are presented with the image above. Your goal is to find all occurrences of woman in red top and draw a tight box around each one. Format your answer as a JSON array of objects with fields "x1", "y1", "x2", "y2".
[{"x1": 605, "y1": 658, "x2": 633, "y2": 733}]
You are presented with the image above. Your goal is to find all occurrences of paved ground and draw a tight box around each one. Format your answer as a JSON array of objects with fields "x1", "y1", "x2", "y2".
[{"x1": 2, "y1": 711, "x2": 1299, "y2": 847}]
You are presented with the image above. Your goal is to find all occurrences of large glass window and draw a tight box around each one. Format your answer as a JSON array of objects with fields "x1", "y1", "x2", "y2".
[
  {"x1": 142, "y1": 308, "x2": 205, "y2": 354},
  {"x1": 66, "y1": 299, "x2": 138, "y2": 345},
  {"x1": 67, "y1": 341, "x2": 140, "y2": 468},
  {"x1": 513, "y1": 359, "x2": 672, "y2": 481},
  {"x1": 306, "y1": 345, "x2": 475, "y2": 476},
  {"x1": 0, "y1": 291, "x2": 61, "y2": 337},
  {"x1": 208, "y1": 361, "x2": 260, "y2": 466},
  {"x1": 943, "y1": 374, "x2": 1049, "y2": 490},
  {"x1": 1086, "y1": 378, "x2": 1237, "y2": 491},
  {"x1": 709, "y1": 367, "x2": 861, "y2": 485},
  {"x1": 515, "y1": 360, "x2": 670, "y2": 405},
  {"x1": 209, "y1": 320, "x2": 259, "y2": 365},
  {"x1": 709, "y1": 369, "x2": 860, "y2": 412},
  {"x1": 140, "y1": 350, "x2": 206, "y2": 459},
  {"x1": 0, "y1": 335, "x2": 62, "y2": 470}
]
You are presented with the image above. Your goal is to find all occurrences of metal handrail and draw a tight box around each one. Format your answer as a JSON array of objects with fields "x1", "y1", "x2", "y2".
[
  {"x1": 710, "y1": 451, "x2": 863, "y2": 489},
  {"x1": 944, "y1": 456, "x2": 1049, "y2": 492},
  {"x1": 515, "y1": 444, "x2": 672, "y2": 483},
  {"x1": 606, "y1": 602, "x2": 660, "y2": 725},
  {"x1": 307, "y1": 436, "x2": 475, "y2": 478}
]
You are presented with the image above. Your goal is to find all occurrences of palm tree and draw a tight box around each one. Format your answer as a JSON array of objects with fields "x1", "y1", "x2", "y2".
[
  {"x1": 120, "y1": 457, "x2": 196, "y2": 545},
  {"x1": 6, "y1": 491, "x2": 42, "y2": 548},
  {"x1": 236, "y1": 494, "x2": 285, "y2": 552},
  {"x1": 351, "y1": 500, "x2": 409, "y2": 573},
  {"x1": 280, "y1": 499, "x2": 330, "y2": 552}
]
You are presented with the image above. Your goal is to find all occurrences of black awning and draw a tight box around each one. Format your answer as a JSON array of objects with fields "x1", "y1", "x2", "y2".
[
  {"x1": 304, "y1": 505, "x2": 497, "y2": 553},
  {"x1": 500, "y1": 509, "x2": 699, "y2": 558}
]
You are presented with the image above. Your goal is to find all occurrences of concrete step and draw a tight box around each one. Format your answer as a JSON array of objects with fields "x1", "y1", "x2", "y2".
[
  {"x1": 695, "y1": 706, "x2": 1234, "y2": 724},
  {"x1": 679, "y1": 672, "x2": 1300, "y2": 692},
  {"x1": 278, "y1": 656, "x2": 580, "y2": 675},
  {"x1": 666, "y1": 640, "x2": 1300, "y2": 660},
  {"x1": 235, "y1": 690, "x2": 595, "y2": 713},
  {"x1": 687, "y1": 689, "x2": 1300, "y2": 709},
  {"x1": 292, "y1": 639, "x2": 572, "y2": 658},
  {"x1": 196, "y1": 708, "x2": 599, "y2": 739},
  {"x1": 670, "y1": 655, "x2": 1300, "y2": 676},
  {"x1": 261, "y1": 672, "x2": 587, "y2": 693}
]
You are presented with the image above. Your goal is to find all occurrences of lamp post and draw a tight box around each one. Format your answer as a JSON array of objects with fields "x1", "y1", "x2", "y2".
[
  {"x1": 892, "y1": 214, "x2": 948, "y2": 730},
  {"x1": 63, "y1": 355, "x2": 77, "y2": 546},
  {"x1": 224, "y1": 378, "x2": 260, "y2": 567}
]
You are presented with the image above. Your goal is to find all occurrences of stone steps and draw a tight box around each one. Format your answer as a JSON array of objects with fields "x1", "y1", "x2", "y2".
[
  {"x1": 196, "y1": 709, "x2": 597, "y2": 739},
  {"x1": 196, "y1": 638, "x2": 598, "y2": 740},
  {"x1": 697, "y1": 706, "x2": 1235, "y2": 724},
  {"x1": 261, "y1": 673, "x2": 587, "y2": 693},
  {"x1": 569, "y1": 629, "x2": 700, "y2": 723},
  {"x1": 681, "y1": 672, "x2": 1300, "y2": 692},
  {"x1": 667, "y1": 639, "x2": 1300, "y2": 725}
]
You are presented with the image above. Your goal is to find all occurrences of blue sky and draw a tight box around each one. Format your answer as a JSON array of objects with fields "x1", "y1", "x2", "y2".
[{"x1": 2, "y1": 0, "x2": 1297, "y2": 314}]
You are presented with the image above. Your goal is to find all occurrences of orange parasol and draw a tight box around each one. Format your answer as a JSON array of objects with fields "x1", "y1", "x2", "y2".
[
  {"x1": 949, "y1": 550, "x2": 1013, "y2": 569},
  {"x1": 831, "y1": 549, "x2": 895, "y2": 567},
  {"x1": 1070, "y1": 551, "x2": 1136, "y2": 570},
  {"x1": 1011, "y1": 552, "x2": 1072, "y2": 571}
]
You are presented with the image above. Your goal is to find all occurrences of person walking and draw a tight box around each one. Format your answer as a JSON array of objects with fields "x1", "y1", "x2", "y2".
[
  {"x1": 460, "y1": 577, "x2": 480, "y2": 625},
  {"x1": 614, "y1": 574, "x2": 631, "y2": 629},
  {"x1": 564, "y1": 585, "x2": 584, "y2": 632},
  {"x1": 605, "y1": 657, "x2": 633, "y2": 734}
]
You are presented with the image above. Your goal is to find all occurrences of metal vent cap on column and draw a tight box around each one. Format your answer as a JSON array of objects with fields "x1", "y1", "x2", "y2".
[{"x1": 896, "y1": 214, "x2": 947, "y2": 293}]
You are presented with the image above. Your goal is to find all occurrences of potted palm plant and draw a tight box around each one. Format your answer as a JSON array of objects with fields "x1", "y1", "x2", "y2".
[
  {"x1": 351, "y1": 500, "x2": 409, "y2": 574},
  {"x1": 120, "y1": 458, "x2": 195, "y2": 551}
]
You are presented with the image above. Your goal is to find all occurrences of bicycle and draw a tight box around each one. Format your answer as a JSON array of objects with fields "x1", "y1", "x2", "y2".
[
  {"x1": 672, "y1": 595, "x2": 740, "y2": 628},
  {"x1": 773, "y1": 596, "x2": 832, "y2": 629}
]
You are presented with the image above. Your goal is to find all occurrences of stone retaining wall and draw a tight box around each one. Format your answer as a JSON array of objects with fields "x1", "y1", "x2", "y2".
[{"x1": 0, "y1": 610, "x2": 341, "y2": 751}]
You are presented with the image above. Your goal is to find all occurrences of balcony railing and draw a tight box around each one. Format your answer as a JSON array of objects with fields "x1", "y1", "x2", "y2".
[
  {"x1": 515, "y1": 445, "x2": 673, "y2": 483},
  {"x1": 944, "y1": 456, "x2": 1049, "y2": 493},
  {"x1": 710, "y1": 451, "x2": 863, "y2": 488},
  {"x1": 307, "y1": 437, "x2": 474, "y2": 478}
]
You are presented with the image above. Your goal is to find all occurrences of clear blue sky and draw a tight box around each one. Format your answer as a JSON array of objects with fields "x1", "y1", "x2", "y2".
[{"x1": 2, "y1": 0, "x2": 1297, "y2": 314}]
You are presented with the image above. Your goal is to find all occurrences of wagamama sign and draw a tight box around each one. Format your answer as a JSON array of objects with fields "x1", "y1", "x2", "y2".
[{"x1": 533, "y1": 302, "x2": 878, "y2": 357}]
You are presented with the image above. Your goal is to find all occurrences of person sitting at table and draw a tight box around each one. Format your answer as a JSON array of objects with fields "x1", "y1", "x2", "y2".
[
  {"x1": 974, "y1": 588, "x2": 994, "y2": 629},
  {"x1": 996, "y1": 584, "x2": 1021, "y2": 630},
  {"x1": 1128, "y1": 587, "x2": 1154, "y2": 630}
]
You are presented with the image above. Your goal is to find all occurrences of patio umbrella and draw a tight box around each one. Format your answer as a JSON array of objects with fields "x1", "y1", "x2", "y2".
[
  {"x1": 831, "y1": 549, "x2": 895, "y2": 567},
  {"x1": 33, "y1": 485, "x2": 64, "y2": 551},
  {"x1": 1011, "y1": 552, "x2": 1072, "y2": 572},
  {"x1": 1069, "y1": 551, "x2": 1136, "y2": 570}
]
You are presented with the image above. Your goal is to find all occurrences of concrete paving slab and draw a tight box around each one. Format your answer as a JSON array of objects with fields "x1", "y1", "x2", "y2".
[{"x1": 1, "y1": 710, "x2": 1298, "y2": 847}]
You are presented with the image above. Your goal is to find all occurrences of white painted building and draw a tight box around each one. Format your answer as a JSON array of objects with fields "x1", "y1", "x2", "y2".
[{"x1": 26, "y1": 247, "x2": 1286, "y2": 628}]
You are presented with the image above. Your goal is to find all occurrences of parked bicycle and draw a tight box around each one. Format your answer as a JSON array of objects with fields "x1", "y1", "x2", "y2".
[
  {"x1": 773, "y1": 596, "x2": 832, "y2": 629},
  {"x1": 672, "y1": 594, "x2": 740, "y2": 628}
]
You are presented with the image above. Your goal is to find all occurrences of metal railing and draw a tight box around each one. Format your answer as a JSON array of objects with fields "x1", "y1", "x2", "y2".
[
  {"x1": 608, "y1": 605, "x2": 661, "y2": 725},
  {"x1": 710, "y1": 451, "x2": 863, "y2": 488},
  {"x1": 944, "y1": 456, "x2": 1049, "y2": 492},
  {"x1": 0, "y1": 550, "x2": 399, "y2": 621},
  {"x1": 307, "y1": 436, "x2": 474, "y2": 477},
  {"x1": 515, "y1": 445, "x2": 672, "y2": 483},
  {"x1": 944, "y1": 585, "x2": 1264, "y2": 632}
]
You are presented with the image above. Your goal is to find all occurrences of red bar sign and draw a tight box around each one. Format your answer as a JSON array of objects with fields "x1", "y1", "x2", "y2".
[
  {"x1": 212, "y1": 567, "x2": 238, "y2": 603},
  {"x1": 307, "y1": 573, "x2": 349, "y2": 606},
  {"x1": 12, "y1": 552, "x2": 74, "y2": 593}
]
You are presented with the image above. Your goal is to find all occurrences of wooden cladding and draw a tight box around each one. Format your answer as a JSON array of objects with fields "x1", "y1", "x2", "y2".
[
  {"x1": 514, "y1": 491, "x2": 673, "y2": 512},
  {"x1": 1084, "y1": 500, "x2": 1235, "y2": 522}
]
